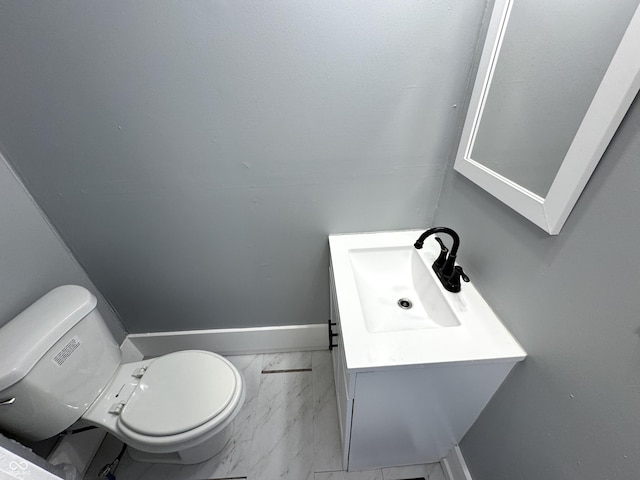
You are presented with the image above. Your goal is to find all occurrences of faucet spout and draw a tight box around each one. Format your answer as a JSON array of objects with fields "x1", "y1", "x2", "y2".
[
  {"x1": 414, "y1": 227, "x2": 460, "y2": 256},
  {"x1": 414, "y1": 227, "x2": 468, "y2": 293}
]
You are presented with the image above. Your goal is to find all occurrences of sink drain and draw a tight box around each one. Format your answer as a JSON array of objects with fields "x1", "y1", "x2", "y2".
[{"x1": 397, "y1": 298, "x2": 413, "y2": 309}]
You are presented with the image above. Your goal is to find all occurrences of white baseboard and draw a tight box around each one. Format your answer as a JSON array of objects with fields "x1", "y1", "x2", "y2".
[
  {"x1": 126, "y1": 323, "x2": 328, "y2": 358},
  {"x1": 442, "y1": 445, "x2": 473, "y2": 480}
]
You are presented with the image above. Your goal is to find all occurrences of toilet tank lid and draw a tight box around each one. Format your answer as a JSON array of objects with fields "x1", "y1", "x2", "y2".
[{"x1": 0, "y1": 285, "x2": 97, "y2": 392}]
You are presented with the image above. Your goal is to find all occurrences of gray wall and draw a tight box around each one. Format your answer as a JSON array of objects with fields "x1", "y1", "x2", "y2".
[
  {"x1": 435, "y1": 90, "x2": 640, "y2": 478},
  {"x1": 0, "y1": 154, "x2": 126, "y2": 342},
  {"x1": 0, "y1": 0, "x2": 488, "y2": 333}
]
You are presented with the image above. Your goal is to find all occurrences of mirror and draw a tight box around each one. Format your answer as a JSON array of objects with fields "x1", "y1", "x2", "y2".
[{"x1": 454, "y1": 0, "x2": 640, "y2": 234}]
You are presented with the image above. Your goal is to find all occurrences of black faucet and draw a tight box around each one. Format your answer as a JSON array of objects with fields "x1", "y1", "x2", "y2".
[{"x1": 414, "y1": 227, "x2": 469, "y2": 293}]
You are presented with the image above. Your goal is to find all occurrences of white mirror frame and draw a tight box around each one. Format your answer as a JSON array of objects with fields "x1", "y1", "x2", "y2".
[{"x1": 454, "y1": 0, "x2": 640, "y2": 235}]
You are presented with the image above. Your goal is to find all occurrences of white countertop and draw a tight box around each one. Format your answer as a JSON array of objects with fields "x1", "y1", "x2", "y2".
[{"x1": 329, "y1": 229, "x2": 527, "y2": 372}]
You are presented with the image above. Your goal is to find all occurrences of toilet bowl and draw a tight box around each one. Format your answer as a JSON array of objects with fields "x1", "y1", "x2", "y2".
[
  {"x1": 0, "y1": 286, "x2": 245, "y2": 465},
  {"x1": 83, "y1": 350, "x2": 245, "y2": 464}
]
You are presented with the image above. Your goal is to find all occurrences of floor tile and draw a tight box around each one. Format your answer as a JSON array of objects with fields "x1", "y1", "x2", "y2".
[
  {"x1": 262, "y1": 351, "x2": 313, "y2": 371},
  {"x1": 112, "y1": 457, "x2": 182, "y2": 480},
  {"x1": 381, "y1": 462, "x2": 447, "y2": 480},
  {"x1": 315, "y1": 469, "x2": 383, "y2": 480},
  {"x1": 83, "y1": 434, "x2": 125, "y2": 480},
  {"x1": 86, "y1": 351, "x2": 447, "y2": 480},
  {"x1": 107, "y1": 354, "x2": 263, "y2": 480},
  {"x1": 247, "y1": 369, "x2": 314, "y2": 480},
  {"x1": 312, "y1": 350, "x2": 343, "y2": 472}
]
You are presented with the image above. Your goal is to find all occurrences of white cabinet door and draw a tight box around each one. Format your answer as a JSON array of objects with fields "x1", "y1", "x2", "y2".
[{"x1": 348, "y1": 362, "x2": 516, "y2": 470}]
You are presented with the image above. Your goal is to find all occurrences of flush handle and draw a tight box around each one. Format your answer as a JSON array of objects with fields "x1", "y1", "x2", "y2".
[{"x1": 0, "y1": 397, "x2": 16, "y2": 406}]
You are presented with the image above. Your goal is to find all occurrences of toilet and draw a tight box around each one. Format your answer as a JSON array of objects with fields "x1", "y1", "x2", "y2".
[{"x1": 0, "y1": 285, "x2": 245, "y2": 465}]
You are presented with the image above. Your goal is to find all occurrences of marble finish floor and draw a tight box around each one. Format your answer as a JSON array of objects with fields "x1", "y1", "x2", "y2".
[{"x1": 86, "y1": 351, "x2": 446, "y2": 480}]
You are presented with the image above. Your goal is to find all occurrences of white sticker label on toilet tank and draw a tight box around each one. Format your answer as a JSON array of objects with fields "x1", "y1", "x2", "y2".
[{"x1": 52, "y1": 336, "x2": 81, "y2": 367}]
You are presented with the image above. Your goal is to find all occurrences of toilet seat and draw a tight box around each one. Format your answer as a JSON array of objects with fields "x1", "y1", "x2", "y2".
[
  {"x1": 119, "y1": 351, "x2": 237, "y2": 437},
  {"x1": 82, "y1": 350, "x2": 245, "y2": 454}
]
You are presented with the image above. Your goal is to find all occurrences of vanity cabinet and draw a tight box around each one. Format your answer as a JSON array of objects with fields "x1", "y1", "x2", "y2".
[{"x1": 329, "y1": 266, "x2": 519, "y2": 471}]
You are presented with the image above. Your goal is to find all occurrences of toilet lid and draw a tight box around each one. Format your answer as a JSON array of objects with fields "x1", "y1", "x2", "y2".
[{"x1": 119, "y1": 351, "x2": 237, "y2": 437}]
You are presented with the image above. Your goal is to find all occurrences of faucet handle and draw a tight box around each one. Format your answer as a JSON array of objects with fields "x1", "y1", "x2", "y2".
[
  {"x1": 442, "y1": 265, "x2": 470, "y2": 293},
  {"x1": 433, "y1": 237, "x2": 449, "y2": 269},
  {"x1": 454, "y1": 265, "x2": 470, "y2": 283}
]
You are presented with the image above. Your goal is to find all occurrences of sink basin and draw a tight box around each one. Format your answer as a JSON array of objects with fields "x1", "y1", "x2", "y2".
[
  {"x1": 348, "y1": 246, "x2": 460, "y2": 332},
  {"x1": 329, "y1": 229, "x2": 526, "y2": 370}
]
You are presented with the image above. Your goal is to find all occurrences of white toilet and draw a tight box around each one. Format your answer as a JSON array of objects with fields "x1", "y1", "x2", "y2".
[{"x1": 0, "y1": 285, "x2": 245, "y2": 464}]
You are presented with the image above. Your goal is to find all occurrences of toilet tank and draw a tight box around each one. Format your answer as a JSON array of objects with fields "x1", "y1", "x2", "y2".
[{"x1": 0, "y1": 286, "x2": 122, "y2": 441}]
